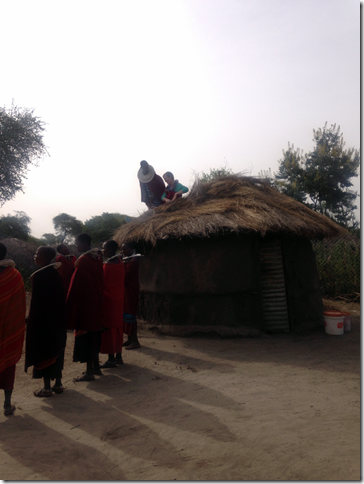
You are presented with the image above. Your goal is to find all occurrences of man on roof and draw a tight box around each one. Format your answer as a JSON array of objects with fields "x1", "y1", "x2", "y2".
[
  {"x1": 162, "y1": 171, "x2": 189, "y2": 203},
  {"x1": 137, "y1": 160, "x2": 165, "y2": 209}
]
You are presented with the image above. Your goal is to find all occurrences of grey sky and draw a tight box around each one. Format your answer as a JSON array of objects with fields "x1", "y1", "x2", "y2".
[{"x1": 0, "y1": 0, "x2": 360, "y2": 237}]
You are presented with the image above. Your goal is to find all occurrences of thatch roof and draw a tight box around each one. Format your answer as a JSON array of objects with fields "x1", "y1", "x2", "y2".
[{"x1": 114, "y1": 175, "x2": 348, "y2": 246}]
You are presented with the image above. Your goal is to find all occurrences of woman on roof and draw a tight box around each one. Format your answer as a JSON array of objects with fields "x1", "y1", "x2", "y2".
[{"x1": 138, "y1": 160, "x2": 165, "y2": 209}]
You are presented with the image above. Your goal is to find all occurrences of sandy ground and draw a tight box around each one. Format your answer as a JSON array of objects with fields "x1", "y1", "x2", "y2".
[{"x1": 0, "y1": 298, "x2": 360, "y2": 481}]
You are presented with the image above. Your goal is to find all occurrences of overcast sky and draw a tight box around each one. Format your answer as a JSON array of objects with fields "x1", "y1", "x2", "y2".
[{"x1": 0, "y1": 0, "x2": 360, "y2": 238}]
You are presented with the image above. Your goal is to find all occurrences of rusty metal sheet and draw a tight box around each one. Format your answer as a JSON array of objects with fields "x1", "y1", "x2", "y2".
[{"x1": 260, "y1": 239, "x2": 290, "y2": 333}]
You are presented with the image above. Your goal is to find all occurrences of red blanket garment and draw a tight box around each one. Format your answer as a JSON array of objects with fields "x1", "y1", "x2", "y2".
[
  {"x1": 66, "y1": 253, "x2": 104, "y2": 331},
  {"x1": 102, "y1": 261, "x2": 124, "y2": 328},
  {"x1": 0, "y1": 267, "x2": 26, "y2": 374}
]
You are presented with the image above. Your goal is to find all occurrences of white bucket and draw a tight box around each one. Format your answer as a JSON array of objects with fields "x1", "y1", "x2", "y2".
[
  {"x1": 342, "y1": 312, "x2": 351, "y2": 332},
  {"x1": 324, "y1": 311, "x2": 344, "y2": 335}
]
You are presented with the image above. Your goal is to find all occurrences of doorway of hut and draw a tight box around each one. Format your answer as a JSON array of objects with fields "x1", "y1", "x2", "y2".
[{"x1": 259, "y1": 238, "x2": 290, "y2": 333}]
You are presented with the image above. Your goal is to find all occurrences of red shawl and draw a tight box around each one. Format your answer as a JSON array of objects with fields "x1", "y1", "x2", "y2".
[
  {"x1": 0, "y1": 267, "x2": 26, "y2": 373},
  {"x1": 102, "y1": 260, "x2": 125, "y2": 328},
  {"x1": 66, "y1": 252, "x2": 104, "y2": 331},
  {"x1": 140, "y1": 174, "x2": 165, "y2": 205},
  {"x1": 56, "y1": 254, "x2": 75, "y2": 297}
]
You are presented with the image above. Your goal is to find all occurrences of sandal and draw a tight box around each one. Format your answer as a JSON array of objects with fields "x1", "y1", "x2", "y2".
[
  {"x1": 82, "y1": 369, "x2": 103, "y2": 376},
  {"x1": 4, "y1": 404, "x2": 16, "y2": 416},
  {"x1": 34, "y1": 388, "x2": 53, "y2": 397},
  {"x1": 51, "y1": 385, "x2": 64, "y2": 394},
  {"x1": 122, "y1": 340, "x2": 132, "y2": 347},
  {"x1": 125, "y1": 342, "x2": 141, "y2": 350},
  {"x1": 92, "y1": 369, "x2": 103, "y2": 376},
  {"x1": 73, "y1": 374, "x2": 95, "y2": 382},
  {"x1": 100, "y1": 361, "x2": 117, "y2": 368},
  {"x1": 115, "y1": 357, "x2": 124, "y2": 365}
]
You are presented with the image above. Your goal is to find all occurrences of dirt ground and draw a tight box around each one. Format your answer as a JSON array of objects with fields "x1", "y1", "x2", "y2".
[{"x1": 0, "y1": 297, "x2": 360, "y2": 481}]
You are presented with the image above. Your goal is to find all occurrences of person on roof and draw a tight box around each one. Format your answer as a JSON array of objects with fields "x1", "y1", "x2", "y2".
[
  {"x1": 137, "y1": 160, "x2": 165, "y2": 209},
  {"x1": 161, "y1": 172, "x2": 189, "y2": 203}
]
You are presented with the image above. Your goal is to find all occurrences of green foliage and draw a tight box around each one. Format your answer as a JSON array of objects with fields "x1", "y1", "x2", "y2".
[
  {"x1": 312, "y1": 237, "x2": 360, "y2": 297},
  {"x1": 275, "y1": 123, "x2": 360, "y2": 227},
  {"x1": 83, "y1": 212, "x2": 131, "y2": 245},
  {"x1": 0, "y1": 211, "x2": 31, "y2": 240},
  {"x1": 52, "y1": 213, "x2": 84, "y2": 243},
  {"x1": 257, "y1": 168, "x2": 273, "y2": 181},
  {"x1": 40, "y1": 233, "x2": 58, "y2": 245},
  {"x1": 197, "y1": 166, "x2": 234, "y2": 182},
  {"x1": 275, "y1": 144, "x2": 306, "y2": 203},
  {"x1": 0, "y1": 102, "x2": 48, "y2": 205}
]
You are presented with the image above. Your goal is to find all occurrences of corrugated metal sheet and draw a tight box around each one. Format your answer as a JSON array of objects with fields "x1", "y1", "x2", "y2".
[{"x1": 260, "y1": 240, "x2": 290, "y2": 333}]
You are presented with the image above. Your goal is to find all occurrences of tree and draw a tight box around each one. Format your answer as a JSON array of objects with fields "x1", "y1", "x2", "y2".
[
  {"x1": 52, "y1": 213, "x2": 84, "y2": 243},
  {"x1": 0, "y1": 102, "x2": 48, "y2": 205},
  {"x1": 274, "y1": 144, "x2": 307, "y2": 203},
  {"x1": 275, "y1": 124, "x2": 360, "y2": 227},
  {"x1": 197, "y1": 165, "x2": 234, "y2": 182},
  {"x1": 83, "y1": 212, "x2": 131, "y2": 245},
  {"x1": 41, "y1": 233, "x2": 58, "y2": 245},
  {"x1": 0, "y1": 211, "x2": 31, "y2": 241}
]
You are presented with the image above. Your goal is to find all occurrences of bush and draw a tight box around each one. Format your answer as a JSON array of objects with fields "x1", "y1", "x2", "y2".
[{"x1": 312, "y1": 235, "x2": 360, "y2": 298}]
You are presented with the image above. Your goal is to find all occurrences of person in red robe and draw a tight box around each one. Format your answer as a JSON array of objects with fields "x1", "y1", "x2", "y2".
[
  {"x1": 0, "y1": 243, "x2": 26, "y2": 416},
  {"x1": 56, "y1": 244, "x2": 76, "y2": 297},
  {"x1": 122, "y1": 242, "x2": 141, "y2": 349},
  {"x1": 25, "y1": 246, "x2": 67, "y2": 397},
  {"x1": 66, "y1": 233, "x2": 104, "y2": 381},
  {"x1": 138, "y1": 160, "x2": 165, "y2": 209},
  {"x1": 99, "y1": 240, "x2": 125, "y2": 368}
]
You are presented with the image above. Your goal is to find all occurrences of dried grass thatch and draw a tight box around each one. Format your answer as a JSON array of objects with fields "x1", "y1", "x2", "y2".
[{"x1": 114, "y1": 175, "x2": 347, "y2": 246}]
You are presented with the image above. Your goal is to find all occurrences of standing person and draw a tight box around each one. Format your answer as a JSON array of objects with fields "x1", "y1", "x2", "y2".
[
  {"x1": 0, "y1": 243, "x2": 26, "y2": 416},
  {"x1": 99, "y1": 240, "x2": 125, "y2": 368},
  {"x1": 25, "y1": 246, "x2": 67, "y2": 397},
  {"x1": 56, "y1": 244, "x2": 76, "y2": 297},
  {"x1": 138, "y1": 160, "x2": 165, "y2": 209},
  {"x1": 161, "y1": 172, "x2": 189, "y2": 203},
  {"x1": 122, "y1": 242, "x2": 141, "y2": 350},
  {"x1": 66, "y1": 233, "x2": 104, "y2": 381}
]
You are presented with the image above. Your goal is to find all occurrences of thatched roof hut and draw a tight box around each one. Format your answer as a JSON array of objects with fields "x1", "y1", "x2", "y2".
[
  {"x1": 115, "y1": 176, "x2": 346, "y2": 244},
  {"x1": 114, "y1": 176, "x2": 347, "y2": 336}
]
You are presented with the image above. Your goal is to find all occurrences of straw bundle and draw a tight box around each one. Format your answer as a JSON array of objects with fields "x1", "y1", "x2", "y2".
[{"x1": 114, "y1": 175, "x2": 347, "y2": 246}]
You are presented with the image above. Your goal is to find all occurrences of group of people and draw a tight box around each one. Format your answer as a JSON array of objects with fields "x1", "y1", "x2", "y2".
[
  {"x1": 138, "y1": 160, "x2": 189, "y2": 209},
  {"x1": 0, "y1": 234, "x2": 140, "y2": 415}
]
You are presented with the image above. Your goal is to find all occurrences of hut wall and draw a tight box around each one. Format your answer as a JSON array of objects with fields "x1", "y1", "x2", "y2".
[
  {"x1": 280, "y1": 236, "x2": 324, "y2": 332},
  {"x1": 138, "y1": 235, "x2": 264, "y2": 329}
]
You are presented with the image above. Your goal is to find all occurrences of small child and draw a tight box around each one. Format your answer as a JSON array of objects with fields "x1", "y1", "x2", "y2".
[{"x1": 161, "y1": 172, "x2": 189, "y2": 203}]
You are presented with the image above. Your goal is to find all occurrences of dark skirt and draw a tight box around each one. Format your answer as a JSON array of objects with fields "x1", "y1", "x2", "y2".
[
  {"x1": 32, "y1": 350, "x2": 65, "y2": 380},
  {"x1": 73, "y1": 331, "x2": 101, "y2": 363},
  {"x1": 0, "y1": 364, "x2": 16, "y2": 390}
]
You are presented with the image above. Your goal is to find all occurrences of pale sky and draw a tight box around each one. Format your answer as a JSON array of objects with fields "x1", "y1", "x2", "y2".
[{"x1": 0, "y1": 0, "x2": 360, "y2": 238}]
